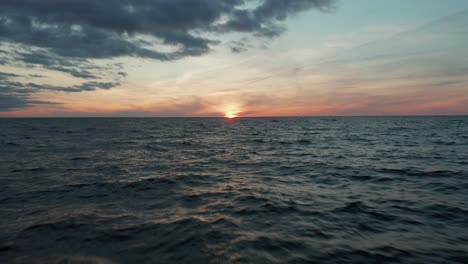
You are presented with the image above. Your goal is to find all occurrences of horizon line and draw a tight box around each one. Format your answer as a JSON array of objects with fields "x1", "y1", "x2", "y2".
[{"x1": 1, "y1": 114, "x2": 467, "y2": 119}]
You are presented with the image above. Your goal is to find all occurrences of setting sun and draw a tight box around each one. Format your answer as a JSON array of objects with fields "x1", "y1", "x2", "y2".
[
  {"x1": 223, "y1": 104, "x2": 241, "y2": 119},
  {"x1": 224, "y1": 112, "x2": 238, "y2": 119}
]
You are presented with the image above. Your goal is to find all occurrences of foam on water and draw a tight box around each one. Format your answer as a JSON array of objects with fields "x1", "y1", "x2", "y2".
[{"x1": 1, "y1": 117, "x2": 468, "y2": 263}]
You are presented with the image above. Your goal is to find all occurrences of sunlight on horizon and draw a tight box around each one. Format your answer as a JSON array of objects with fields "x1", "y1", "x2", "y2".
[
  {"x1": 0, "y1": 1, "x2": 467, "y2": 117},
  {"x1": 225, "y1": 113, "x2": 238, "y2": 119},
  {"x1": 223, "y1": 105, "x2": 240, "y2": 119}
]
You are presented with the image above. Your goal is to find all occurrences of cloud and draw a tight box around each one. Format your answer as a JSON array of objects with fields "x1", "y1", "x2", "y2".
[
  {"x1": 229, "y1": 39, "x2": 251, "y2": 53},
  {"x1": 0, "y1": 94, "x2": 59, "y2": 111},
  {"x1": 0, "y1": 70, "x2": 119, "y2": 110},
  {"x1": 0, "y1": 0, "x2": 337, "y2": 113},
  {"x1": 117, "y1": 72, "x2": 128, "y2": 78},
  {"x1": 4, "y1": 80, "x2": 120, "y2": 93},
  {"x1": 0, "y1": 0, "x2": 336, "y2": 61},
  {"x1": 13, "y1": 51, "x2": 104, "y2": 79},
  {"x1": 221, "y1": 0, "x2": 336, "y2": 37},
  {"x1": 0, "y1": 71, "x2": 19, "y2": 80},
  {"x1": 29, "y1": 74, "x2": 46, "y2": 78},
  {"x1": 0, "y1": 49, "x2": 11, "y2": 65},
  {"x1": 32, "y1": 96, "x2": 222, "y2": 117}
]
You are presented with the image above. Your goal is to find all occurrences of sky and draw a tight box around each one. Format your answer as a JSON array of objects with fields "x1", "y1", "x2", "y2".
[{"x1": 0, "y1": 0, "x2": 467, "y2": 117}]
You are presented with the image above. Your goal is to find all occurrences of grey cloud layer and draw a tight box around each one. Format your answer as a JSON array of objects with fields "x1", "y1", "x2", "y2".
[
  {"x1": 0, "y1": 0, "x2": 335, "y2": 60},
  {"x1": 0, "y1": 0, "x2": 335, "y2": 111},
  {"x1": 0, "y1": 94, "x2": 59, "y2": 111},
  {"x1": 0, "y1": 71, "x2": 119, "y2": 110}
]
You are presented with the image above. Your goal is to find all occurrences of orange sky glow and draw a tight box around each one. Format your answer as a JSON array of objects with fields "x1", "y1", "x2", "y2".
[{"x1": 1, "y1": 1, "x2": 467, "y2": 117}]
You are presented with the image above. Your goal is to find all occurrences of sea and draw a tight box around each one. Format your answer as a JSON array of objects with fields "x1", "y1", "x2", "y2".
[{"x1": 1, "y1": 117, "x2": 467, "y2": 264}]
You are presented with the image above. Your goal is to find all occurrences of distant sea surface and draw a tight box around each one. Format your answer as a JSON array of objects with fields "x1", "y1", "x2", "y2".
[{"x1": 1, "y1": 117, "x2": 468, "y2": 264}]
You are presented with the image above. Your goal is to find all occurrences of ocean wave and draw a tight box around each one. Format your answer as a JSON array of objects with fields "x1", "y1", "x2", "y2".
[{"x1": 1, "y1": 117, "x2": 467, "y2": 263}]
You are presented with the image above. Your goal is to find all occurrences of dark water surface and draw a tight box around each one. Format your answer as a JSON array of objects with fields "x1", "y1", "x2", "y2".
[{"x1": 1, "y1": 117, "x2": 468, "y2": 263}]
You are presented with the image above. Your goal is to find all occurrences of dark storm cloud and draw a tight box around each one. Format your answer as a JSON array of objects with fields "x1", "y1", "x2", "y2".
[
  {"x1": 221, "y1": 0, "x2": 336, "y2": 37},
  {"x1": 0, "y1": 0, "x2": 335, "y2": 61},
  {"x1": 0, "y1": 71, "x2": 19, "y2": 80},
  {"x1": 0, "y1": 49, "x2": 10, "y2": 64},
  {"x1": 0, "y1": 0, "x2": 336, "y2": 111},
  {"x1": 14, "y1": 81, "x2": 119, "y2": 93},
  {"x1": 0, "y1": 57, "x2": 9, "y2": 65},
  {"x1": 13, "y1": 51, "x2": 100, "y2": 79},
  {"x1": 47, "y1": 66, "x2": 98, "y2": 79},
  {"x1": 0, "y1": 70, "x2": 118, "y2": 93},
  {"x1": 0, "y1": 69, "x2": 119, "y2": 110},
  {"x1": 0, "y1": 94, "x2": 59, "y2": 111}
]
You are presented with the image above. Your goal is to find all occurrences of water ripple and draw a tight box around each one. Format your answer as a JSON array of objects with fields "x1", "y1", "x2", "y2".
[{"x1": 1, "y1": 117, "x2": 467, "y2": 263}]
